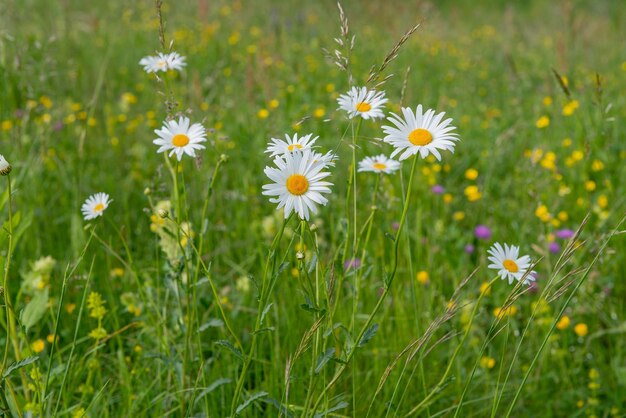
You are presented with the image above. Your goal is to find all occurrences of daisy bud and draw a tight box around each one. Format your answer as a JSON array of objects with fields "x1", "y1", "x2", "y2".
[
  {"x1": 296, "y1": 251, "x2": 305, "y2": 260},
  {"x1": 144, "y1": 187, "x2": 152, "y2": 195},
  {"x1": 158, "y1": 209, "x2": 169, "y2": 219},
  {"x1": 219, "y1": 154, "x2": 229, "y2": 163},
  {"x1": 0, "y1": 155, "x2": 12, "y2": 176}
]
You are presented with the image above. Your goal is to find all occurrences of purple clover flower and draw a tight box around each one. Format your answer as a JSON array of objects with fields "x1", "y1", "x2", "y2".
[
  {"x1": 549, "y1": 242, "x2": 561, "y2": 253},
  {"x1": 555, "y1": 229, "x2": 575, "y2": 239},
  {"x1": 431, "y1": 185, "x2": 445, "y2": 194},
  {"x1": 474, "y1": 225, "x2": 492, "y2": 240}
]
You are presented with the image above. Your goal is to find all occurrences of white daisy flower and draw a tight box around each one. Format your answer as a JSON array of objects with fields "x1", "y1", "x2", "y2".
[
  {"x1": 81, "y1": 193, "x2": 112, "y2": 221},
  {"x1": 265, "y1": 133, "x2": 318, "y2": 157},
  {"x1": 153, "y1": 116, "x2": 207, "y2": 161},
  {"x1": 337, "y1": 86, "x2": 388, "y2": 120},
  {"x1": 139, "y1": 52, "x2": 186, "y2": 73},
  {"x1": 0, "y1": 154, "x2": 11, "y2": 176},
  {"x1": 139, "y1": 53, "x2": 170, "y2": 73},
  {"x1": 262, "y1": 149, "x2": 333, "y2": 221},
  {"x1": 487, "y1": 243, "x2": 536, "y2": 285},
  {"x1": 313, "y1": 150, "x2": 338, "y2": 167},
  {"x1": 358, "y1": 154, "x2": 400, "y2": 174},
  {"x1": 382, "y1": 105, "x2": 460, "y2": 161},
  {"x1": 164, "y1": 52, "x2": 186, "y2": 72}
]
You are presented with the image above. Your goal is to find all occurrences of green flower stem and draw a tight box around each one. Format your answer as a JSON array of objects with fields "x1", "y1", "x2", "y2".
[
  {"x1": 310, "y1": 155, "x2": 419, "y2": 416},
  {"x1": 230, "y1": 215, "x2": 291, "y2": 416}
]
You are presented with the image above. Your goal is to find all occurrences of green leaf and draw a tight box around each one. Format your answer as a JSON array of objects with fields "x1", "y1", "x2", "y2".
[
  {"x1": 2, "y1": 356, "x2": 38, "y2": 380},
  {"x1": 358, "y1": 323, "x2": 379, "y2": 347},
  {"x1": 313, "y1": 400, "x2": 349, "y2": 418},
  {"x1": 214, "y1": 340, "x2": 243, "y2": 361},
  {"x1": 251, "y1": 327, "x2": 275, "y2": 335},
  {"x1": 315, "y1": 347, "x2": 335, "y2": 374},
  {"x1": 323, "y1": 323, "x2": 346, "y2": 339},
  {"x1": 236, "y1": 391, "x2": 268, "y2": 415},
  {"x1": 197, "y1": 318, "x2": 224, "y2": 332},
  {"x1": 261, "y1": 397, "x2": 295, "y2": 417},
  {"x1": 260, "y1": 302, "x2": 273, "y2": 325},
  {"x1": 194, "y1": 378, "x2": 231, "y2": 405},
  {"x1": 19, "y1": 288, "x2": 49, "y2": 332}
]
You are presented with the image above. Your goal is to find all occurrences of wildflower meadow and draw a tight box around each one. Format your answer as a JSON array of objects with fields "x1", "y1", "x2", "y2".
[{"x1": 1, "y1": 0, "x2": 625, "y2": 416}]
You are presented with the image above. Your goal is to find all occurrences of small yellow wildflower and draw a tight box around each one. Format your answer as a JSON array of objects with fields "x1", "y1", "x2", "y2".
[
  {"x1": 480, "y1": 356, "x2": 496, "y2": 369},
  {"x1": 479, "y1": 281, "x2": 491, "y2": 296},
  {"x1": 257, "y1": 108, "x2": 269, "y2": 119},
  {"x1": 562, "y1": 100, "x2": 579, "y2": 116},
  {"x1": 494, "y1": 305, "x2": 518, "y2": 319},
  {"x1": 40, "y1": 95, "x2": 53, "y2": 108},
  {"x1": 536, "y1": 116, "x2": 550, "y2": 128},
  {"x1": 465, "y1": 168, "x2": 478, "y2": 180},
  {"x1": 591, "y1": 159, "x2": 604, "y2": 171},
  {"x1": 453, "y1": 211, "x2": 465, "y2": 221},
  {"x1": 31, "y1": 339, "x2": 45, "y2": 353},
  {"x1": 535, "y1": 205, "x2": 551, "y2": 222},
  {"x1": 542, "y1": 96, "x2": 552, "y2": 106},
  {"x1": 110, "y1": 268, "x2": 125, "y2": 277},
  {"x1": 585, "y1": 181, "x2": 596, "y2": 191},
  {"x1": 562, "y1": 138, "x2": 572, "y2": 147},
  {"x1": 574, "y1": 323, "x2": 588, "y2": 337},
  {"x1": 556, "y1": 315, "x2": 570, "y2": 330},
  {"x1": 313, "y1": 107, "x2": 325, "y2": 118},
  {"x1": 597, "y1": 194, "x2": 608, "y2": 209},
  {"x1": 572, "y1": 150, "x2": 584, "y2": 161},
  {"x1": 416, "y1": 271, "x2": 429, "y2": 285}
]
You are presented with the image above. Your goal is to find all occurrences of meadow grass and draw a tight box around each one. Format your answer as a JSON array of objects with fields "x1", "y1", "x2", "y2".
[{"x1": 1, "y1": 0, "x2": 625, "y2": 416}]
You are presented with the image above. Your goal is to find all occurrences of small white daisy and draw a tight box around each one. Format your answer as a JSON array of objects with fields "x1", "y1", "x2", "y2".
[
  {"x1": 337, "y1": 86, "x2": 388, "y2": 120},
  {"x1": 139, "y1": 52, "x2": 186, "y2": 73},
  {"x1": 153, "y1": 116, "x2": 207, "y2": 161},
  {"x1": 358, "y1": 154, "x2": 401, "y2": 174},
  {"x1": 382, "y1": 105, "x2": 459, "y2": 161},
  {"x1": 81, "y1": 193, "x2": 112, "y2": 221},
  {"x1": 0, "y1": 154, "x2": 11, "y2": 176},
  {"x1": 164, "y1": 52, "x2": 186, "y2": 72},
  {"x1": 139, "y1": 53, "x2": 170, "y2": 73},
  {"x1": 487, "y1": 243, "x2": 536, "y2": 285},
  {"x1": 265, "y1": 133, "x2": 318, "y2": 157},
  {"x1": 262, "y1": 149, "x2": 333, "y2": 221}
]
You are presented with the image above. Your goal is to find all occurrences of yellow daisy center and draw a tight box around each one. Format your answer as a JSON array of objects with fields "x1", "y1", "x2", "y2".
[
  {"x1": 287, "y1": 144, "x2": 303, "y2": 151},
  {"x1": 408, "y1": 128, "x2": 433, "y2": 146},
  {"x1": 94, "y1": 203, "x2": 105, "y2": 213},
  {"x1": 172, "y1": 134, "x2": 190, "y2": 147},
  {"x1": 373, "y1": 162, "x2": 387, "y2": 170},
  {"x1": 503, "y1": 259, "x2": 519, "y2": 273},
  {"x1": 286, "y1": 174, "x2": 309, "y2": 196},
  {"x1": 157, "y1": 60, "x2": 167, "y2": 67},
  {"x1": 356, "y1": 102, "x2": 372, "y2": 112}
]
